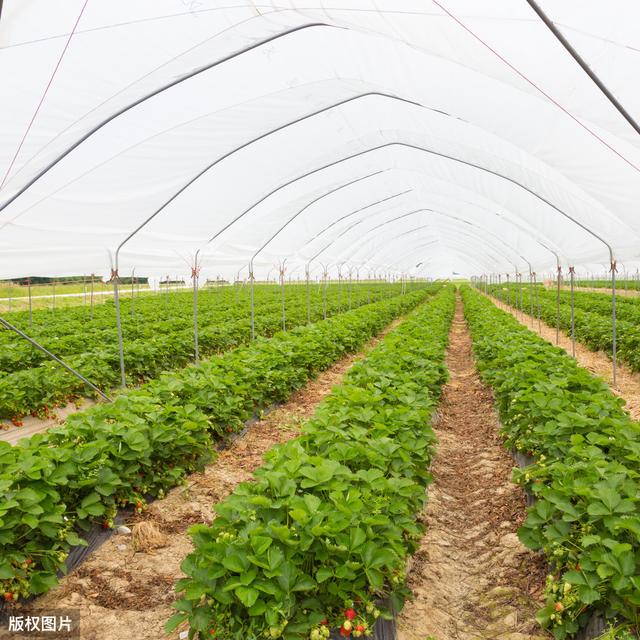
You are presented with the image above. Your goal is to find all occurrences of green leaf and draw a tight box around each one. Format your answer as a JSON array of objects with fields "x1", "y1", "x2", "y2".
[
  {"x1": 316, "y1": 567, "x2": 333, "y2": 583},
  {"x1": 223, "y1": 553, "x2": 248, "y2": 573},
  {"x1": 235, "y1": 586, "x2": 259, "y2": 607}
]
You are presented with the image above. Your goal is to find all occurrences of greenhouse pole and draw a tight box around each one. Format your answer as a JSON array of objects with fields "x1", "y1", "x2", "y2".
[
  {"x1": 305, "y1": 264, "x2": 311, "y2": 324},
  {"x1": 111, "y1": 269, "x2": 126, "y2": 388},
  {"x1": 27, "y1": 277, "x2": 33, "y2": 327},
  {"x1": 0, "y1": 316, "x2": 113, "y2": 402},
  {"x1": 533, "y1": 272, "x2": 541, "y2": 334},
  {"x1": 90, "y1": 274, "x2": 95, "y2": 319},
  {"x1": 528, "y1": 270, "x2": 534, "y2": 329},
  {"x1": 498, "y1": 274, "x2": 502, "y2": 304},
  {"x1": 279, "y1": 260, "x2": 287, "y2": 332},
  {"x1": 249, "y1": 266, "x2": 255, "y2": 340},
  {"x1": 130, "y1": 269, "x2": 135, "y2": 318},
  {"x1": 348, "y1": 267, "x2": 353, "y2": 309},
  {"x1": 505, "y1": 273, "x2": 510, "y2": 308},
  {"x1": 337, "y1": 265, "x2": 342, "y2": 312},
  {"x1": 322, "y1": 265, "x2": 329, "y2": 320},
  {"x1": 192, "y1": 260, "x2": 200, "y2": 365},
  {"x1": 569, "y1": 266, "x2": 576, "y2": 357},
  {"x1": 611, "y1": 260, "x2": 618, "y2": 386},
  {"x1": 556, "y1": 265, "x2": 562, "y2": 345}
]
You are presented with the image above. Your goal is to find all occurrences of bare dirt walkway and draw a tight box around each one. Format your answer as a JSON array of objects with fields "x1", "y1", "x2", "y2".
[
  {"x1": 27, "y1": 318, "x2": 404, "y2": 640},
  {"x1": 397, "y1": 297, "x2": 548, "y2": 640},
  {"x1": 486, "y1": 294, "x2": 640, "y2": 422}
]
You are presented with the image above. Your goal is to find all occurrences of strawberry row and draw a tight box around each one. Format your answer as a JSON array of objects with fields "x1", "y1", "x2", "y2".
[
  {"x1": 168, "y1": 286, "x2": 456, "y2": 639},
  {"x1": 462, "y1": 285, "x2": 640, "y2": 638},
  {"x1": 0, "y1": 283, "x2": 419, "y2": 420},
  {"x1": 485, "y1": 283, "x2": 640, "y2": 372},
  {"x1": 0, "y1": 287, "x2": 434, "y2": 603},
  {"x1": 0, "y1": 283, "x2": 399, "y2": 371}
]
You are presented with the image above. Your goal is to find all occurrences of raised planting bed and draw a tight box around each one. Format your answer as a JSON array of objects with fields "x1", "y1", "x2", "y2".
[
  {"x1": 462, "y1": 285, "x2": 640, "y2": 639},
  {"x1": 167, "y1": 287, "x2": 456, "y2": 639},
  {"x1": 0, "y1": 288, "x2": 435, "y2": 605}
]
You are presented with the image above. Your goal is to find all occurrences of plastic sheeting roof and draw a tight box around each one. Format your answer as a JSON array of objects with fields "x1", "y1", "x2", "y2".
[{"x1": 1, "y1": 0, "x2": 639, "y2": 280}]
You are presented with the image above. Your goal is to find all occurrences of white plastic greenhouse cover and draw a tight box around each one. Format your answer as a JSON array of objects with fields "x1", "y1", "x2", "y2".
[{"x1": 1, "y1": 0, "x2": 639, "y2": 280}]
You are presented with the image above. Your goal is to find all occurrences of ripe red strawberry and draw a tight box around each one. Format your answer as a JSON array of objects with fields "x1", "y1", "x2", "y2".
[
  {"x1": 320, "y1": 620, "x2": 328, "y2": 626},
  {"x1": 344, "y1": 608, "x2": 356, "y2": 620},
  {"x1": 356, "y1": 626, "x2": 365, "y2": 633},
  {"x1": 339, "y1": 627, "x2": 351, "y2": 638},
  {"x1": 554, "y1": 602, "x2": 564, "y2": 612},
  {"x1": 4, "y1": 592, "x2": 13, "y2": 601}
]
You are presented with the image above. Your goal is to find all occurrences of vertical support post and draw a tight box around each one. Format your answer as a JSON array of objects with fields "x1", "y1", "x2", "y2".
[
  {"x1": 28, "y1": 277, "x2": 33, "y2": 327},
  {"x1": 556, "y1": 265, "x2": 562, "y2": 345},
  {"x1": 611, "y1": 260, "x2": 617, "y2": 386},
  {"x1": 165, "y1": 274, "x2": 169, "y2": 310},
  {"x1": 337, "y1": 267, "x2": 342, "y2": 312},
  {"x1": 506, "y1": 274, "x2": 510, "y2": 307},
  {"x1": 249, "y1": 265, "x2": 255, "y2": 340},
  {"x1": 279, "y1": 261, "x2": 286, "y2": 332},
  {"x1": 112, "y1": 269, "x2": 126, "y2": 388},
  {"x1": 517, "y1": 273, "x2": 523, "y2": 319},
  {"x1": 533, "y1": 272, "x2": 541, "y2": 334},
  {"x1": 90, "y1": 274, "x2": 95, "y2": 319},
  {"x1": 192, "y1": 261, "x2": 200, "y2": 365},
  {"x1": 498, "y1": 274, "x2": 502, "y2": 303},
  {"x1": 528, "y1": 271, "x2": 534, "y2": 328},
  {"x1": 348, "y1": 268, "x2": 353, "y2": 310},
  {"x1": 131, "y1": 269, "x2": 135, "y2": 318},
  {"x1": 306, "y1": 265, "x2": 311, "y2": 324},
  {"x1": 569, "y1": 266, "x2": 576, "y2": 357},
  {"x1": 323, "y1": 267, "x2": 328, "y2": 320}
]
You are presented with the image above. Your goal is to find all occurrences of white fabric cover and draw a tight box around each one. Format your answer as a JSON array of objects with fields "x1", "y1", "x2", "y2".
[{"x1": 1, "y1": 0, "x2": 639, "y2": 279}]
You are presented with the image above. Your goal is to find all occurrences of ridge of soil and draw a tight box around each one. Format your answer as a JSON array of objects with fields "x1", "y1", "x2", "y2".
[
  {"x1": 23, "y1": 317, "x2": 405, "y2": 640},
  {"x1": 396, "y1": 296, "x2": 548, "y2": 640},
  {"x1": 487, "y1": 293, "x2": 640, "y2": 421}
]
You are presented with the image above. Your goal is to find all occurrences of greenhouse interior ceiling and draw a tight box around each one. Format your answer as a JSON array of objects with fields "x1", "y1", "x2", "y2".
[{"x1": 1, "y1": 0, "x2": 640, "y2": 280}]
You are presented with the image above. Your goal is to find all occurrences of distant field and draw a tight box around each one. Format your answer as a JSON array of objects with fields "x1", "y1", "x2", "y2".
[{"x1": 0, "y1": 282, "x2": 151, "y2": 313}]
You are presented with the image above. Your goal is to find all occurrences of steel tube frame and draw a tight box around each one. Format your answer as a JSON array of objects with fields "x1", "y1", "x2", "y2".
[
  {"x1": 0, "y1": 316, "x2": 112, "y2": 402},
  {"x1": 569, "y1": 266, "x2": 576, "y2": 357},
  {"x1": 192, "y1": 256, "x2": 200, "y2": 365},
  {"x1": 108, "y1": 134, "x2": 613, "y2": 384},
  {"x1": 525, "y1": 0, "x2": 640, "y2": 137},
  {"x1": 245, "y1": 171, "x2": 385, "y2": 338}
]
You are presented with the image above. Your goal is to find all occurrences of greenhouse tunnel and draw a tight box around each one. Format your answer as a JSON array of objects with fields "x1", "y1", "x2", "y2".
[{"x1": 1, "y1": 1, "x2": 640, "y2": 639}]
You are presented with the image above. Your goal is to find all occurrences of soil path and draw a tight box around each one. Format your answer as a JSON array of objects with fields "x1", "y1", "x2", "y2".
[
  {"x1": 396, "y1": 296, "x2": 548, "y2": 640},
  {"x1": 28, "y1": 317, "x2": 404, "y2": 640},
  {"x1": 486, "y1": 293, "x2": 640, "y2": 421}
]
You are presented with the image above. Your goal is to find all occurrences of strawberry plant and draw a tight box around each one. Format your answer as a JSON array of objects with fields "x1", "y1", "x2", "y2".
[
  {"x1": 0, "y1": 288, "x2": 435, "y2": 601},
  {"x1": 0, "y1": 283, "x2": 432, "y2": 419},
  {"x1": 463, "y1": 285, "x2": 640, "y2": 638},
  {"x1": 167, "y1": 287, "x2": 455, "y2": 639}
]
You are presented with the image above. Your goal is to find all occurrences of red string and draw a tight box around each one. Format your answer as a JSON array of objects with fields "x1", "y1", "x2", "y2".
[
  {"x1": 0, "y1": 0, "x2": 90, "y2": 191},
  {"x1": 431, "y1": 0, "x2": 640, "y2": 175}
]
